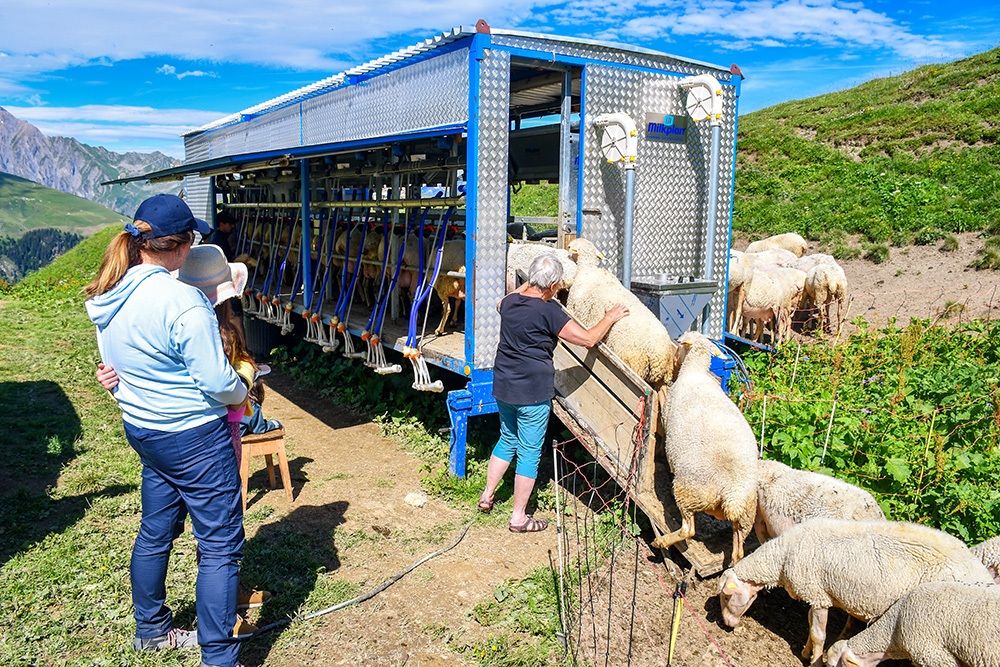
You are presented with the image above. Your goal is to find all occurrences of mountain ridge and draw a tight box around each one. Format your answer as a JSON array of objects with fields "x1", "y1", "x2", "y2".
[{"x1": 0, "y1": 106, "x2": 182, "y2": 216}]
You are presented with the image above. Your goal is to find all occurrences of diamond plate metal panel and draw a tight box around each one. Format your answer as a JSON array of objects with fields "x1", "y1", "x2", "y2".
[
  {"x1": 472, "y1": 49, "x2": 510, "y2": 369},
  {"x1": 184, "y1": 134, "x2": 211, "y2": 161},
  {"x1": 185, "y1": 175, "x2": 212, "y2": 222},
  {"x1": 303, "y1": 48, "x2": 468, "y2": 145},
  {"x1": 197, "y1": 50, "x2": 469, "y2": 161},
  {"x1": 492, "y1": 34, "x2": 733, "y2": 82},
  {"x1": 581, "y1": 64, "x2": 737, "y2": 340}
]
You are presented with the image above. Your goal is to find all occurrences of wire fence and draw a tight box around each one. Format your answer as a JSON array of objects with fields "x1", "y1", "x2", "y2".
[{"x1": 550, "y1": 294, "x2": 1000, "y2": 665}]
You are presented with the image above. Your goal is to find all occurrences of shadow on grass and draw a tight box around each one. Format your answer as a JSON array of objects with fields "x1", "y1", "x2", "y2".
[
  {"x1": 0, "y1": 381, "x2": 132, "y2": 565},
  {"x1": 238, "y1": 501, "x2": 349, "y2": 666}
]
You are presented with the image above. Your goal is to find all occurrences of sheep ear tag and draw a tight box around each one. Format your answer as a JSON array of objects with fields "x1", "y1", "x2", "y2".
[{"x1": 726, "y1": 582, "x2": 737, "y2": 590}]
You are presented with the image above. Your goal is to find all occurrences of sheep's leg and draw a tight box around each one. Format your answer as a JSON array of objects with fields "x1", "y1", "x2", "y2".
[
  {"x1": 731, "y1": 518, "x2": 753, "y2": 564},
  {"x1": 837, "y1": 615, "x2": 863, "y2": 641},
  {"x1": 435, "y1": 294, "x2": 451, "y2": 336},
  {"x1": 802, "y1": 606, "x2": 828, "y2": 667},
  {"x1": 734, "y1": 285, "x2": 744, "y2": 333},
  {"x1": 649, "y1": 510, "x2": 695, "y2": 550}
]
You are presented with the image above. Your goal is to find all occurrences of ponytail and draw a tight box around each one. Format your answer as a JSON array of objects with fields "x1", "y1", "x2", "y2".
[{"x1": 84, "y1": 222, "x2": 194, "y2": 299}]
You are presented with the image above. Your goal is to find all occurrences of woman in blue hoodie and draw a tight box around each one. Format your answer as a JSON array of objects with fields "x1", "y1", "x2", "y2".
[{"x1": 85, "y1": 194, "x2": 247, "y2": 667}]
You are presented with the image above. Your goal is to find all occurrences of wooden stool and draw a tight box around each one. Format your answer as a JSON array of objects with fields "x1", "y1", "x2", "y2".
[{"x1": 239, "y1": 428, "x2": 293, "y2": 512}]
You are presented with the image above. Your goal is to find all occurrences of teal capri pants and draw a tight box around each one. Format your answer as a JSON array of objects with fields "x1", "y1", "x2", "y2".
[{"x1": 493, "y1": 399, "x2": 551, "y2": 479}]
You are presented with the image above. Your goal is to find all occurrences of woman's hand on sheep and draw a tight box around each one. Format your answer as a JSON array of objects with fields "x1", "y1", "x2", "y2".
[
  {"x1": 604, "y1": 303, "x2": 629, "y2": 323},
  {"x1": 559, "y1": 303, "x2": 629, "y2": 348}
]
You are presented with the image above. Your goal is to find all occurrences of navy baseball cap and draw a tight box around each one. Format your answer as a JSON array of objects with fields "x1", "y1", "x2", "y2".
[{"x1": 133, "y1": 194, "x2": 211, "y2": 238}]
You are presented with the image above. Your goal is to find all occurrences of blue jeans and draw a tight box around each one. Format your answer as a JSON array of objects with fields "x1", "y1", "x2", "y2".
[
  {"x1": 123, "y1": 417, "x2": 244, "y2": 667},
  {"x1": 493, "y1": 400, "x2": 551, "y2": 479}
]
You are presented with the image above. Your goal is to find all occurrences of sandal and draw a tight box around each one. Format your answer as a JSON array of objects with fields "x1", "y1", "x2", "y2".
[
  {"x1": 478, "y1": 497, "x2": 494, "y2": 514},
  {"x1": 509, "y1": 516, "x2": 548, "y2": 533}
]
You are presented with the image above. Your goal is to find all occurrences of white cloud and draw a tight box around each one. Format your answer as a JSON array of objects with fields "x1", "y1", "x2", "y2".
[
  {"x1": 157, "y1": 64, "x2": 176, "y2": 76},
  {"x1": 4, "y1": 104, "x2": 226, "y2": 126},
  {"x1": 157, "y1": 64, "x2": 217, "y2": 80},
  {"x1": 588, "y1": 0, "x2": 968, "y2": 60}
]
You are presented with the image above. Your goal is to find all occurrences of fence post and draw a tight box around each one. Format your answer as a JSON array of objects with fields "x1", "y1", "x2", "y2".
[{"x1": 821, "y1": 400, "x2": 837, "y2": 465}]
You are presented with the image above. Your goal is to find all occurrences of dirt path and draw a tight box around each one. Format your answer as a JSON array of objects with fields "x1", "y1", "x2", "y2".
[{"x1": 238, "y1": 372, "x2": 556, "y2": 666}]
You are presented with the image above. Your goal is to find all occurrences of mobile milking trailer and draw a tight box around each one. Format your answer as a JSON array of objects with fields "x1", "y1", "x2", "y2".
[{"x1": 114, "y1": 22, "x2": 742, "y2": 574}]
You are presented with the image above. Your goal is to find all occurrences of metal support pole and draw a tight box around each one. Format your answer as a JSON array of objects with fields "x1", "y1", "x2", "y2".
[
  {"x1": 300, "y1": 159, "x2": 311, "y2": 306},
  {"x1": 558, "y1": 68, "x2": 573, "y2": 248},
  {"x1": 623, "y1": 165, "x2": 635, "y2": 289},
  {"x1": 701, "y1": 124, "x2": 721, "y2": 334}
]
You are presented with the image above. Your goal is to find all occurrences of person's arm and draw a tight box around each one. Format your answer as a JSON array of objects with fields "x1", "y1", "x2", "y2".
[
  {"x1": 558, "y1": 303, "x2": 629, "y2": 348},
  {"x1": 171, "y1": 306, "x2": 248, "y2": 406}
]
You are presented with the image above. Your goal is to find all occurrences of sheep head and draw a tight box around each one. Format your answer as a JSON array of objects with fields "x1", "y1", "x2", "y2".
[
  {"x1": 829, "y1": 644, "x2": 883, "y2": 667},
  {"x1": 567, "y1": 238, "x2": 602, "y2": 268},
  {"x1": 718, "y1": 569, "x2": 762, "y2": 627}
]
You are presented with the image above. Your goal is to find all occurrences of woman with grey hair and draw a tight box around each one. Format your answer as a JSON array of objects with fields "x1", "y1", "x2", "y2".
[{"x1": 479, "y1": 252, "x2": 629, "y2": 532}]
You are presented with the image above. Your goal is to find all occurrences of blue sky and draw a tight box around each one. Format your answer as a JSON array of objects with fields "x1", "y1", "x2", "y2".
[{"x1": 1, "y1": 0, "x2": 996, "y2": 159}]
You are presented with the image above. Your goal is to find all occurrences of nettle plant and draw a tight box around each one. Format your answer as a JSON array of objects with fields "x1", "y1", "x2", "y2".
[{"x1": 739, "y1": 318, "x2": 1000, "y2": 543}]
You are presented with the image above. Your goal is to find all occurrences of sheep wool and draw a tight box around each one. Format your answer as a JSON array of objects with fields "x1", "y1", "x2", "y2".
[
  {"x1": 746, "y1": 232, "x2": 808, "y2": 257},
  {"x1": 970, "y1": 535, "x2": 1000, "y2": 582},
  {"x1": 719, "y1": 518, "x2": 994, "y2": 667},
  {"x1": 755, "y1": 459, "x2": 885, "y2": 543},
  {"x1": 506, "y1": 242, "x2": 577, "y2": 293},
  {"x1": 566, "y1": 238, "x2": 676, "y2": 386},
  {"x1": 652, "y1": 331, "x2": 758, "y2": 564},
  {"x1": 727, "y1": 250, "x2": 754, "y2": 333},
  {"x1": 827, "y1": 581, "x2": 1000, "y2": 667},
  {"x1": 804, "y1": 262, "x2": 848, "y2": 333},
  {"x1": 432, "y1": 239, "x2": 466, "y2": 335}
]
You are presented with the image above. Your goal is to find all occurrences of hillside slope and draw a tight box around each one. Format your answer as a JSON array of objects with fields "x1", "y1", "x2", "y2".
[
  {"x1": 0, "y1": 172, "x2": 127, "y2": 237},
  {"x1": 0, "y1": 106, "x2": 181, "y2": 215},
  {"x1": 734, "y1": 48, "x2": 1000, "y2": 245}
]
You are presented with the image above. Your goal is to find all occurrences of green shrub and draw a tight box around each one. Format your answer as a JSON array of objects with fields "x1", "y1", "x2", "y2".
[{"x1": 863, "y1": 243, "x2": 890, "y2": 264}]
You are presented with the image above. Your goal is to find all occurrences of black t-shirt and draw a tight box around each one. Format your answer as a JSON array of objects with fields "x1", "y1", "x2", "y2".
[
  {"x1": 492, "y1": 294, "x2": 571, "y2": 405},
  {"x1": 205, "y1": 229, "x2": 235, "y2": 261}
]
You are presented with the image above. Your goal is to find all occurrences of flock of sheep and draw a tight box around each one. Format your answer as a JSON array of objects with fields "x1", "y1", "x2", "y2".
[
  {"x1": 506, "y1": 236, "x2": 999, "y2": 667},
  {"x1": 728, "y1": 232, "x2": 849, "y2": 344}
]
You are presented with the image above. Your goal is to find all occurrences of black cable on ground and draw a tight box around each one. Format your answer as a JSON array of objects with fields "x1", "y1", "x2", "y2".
[{"x1": 241, "y1": 518, "x2": 475, "y2": 639}]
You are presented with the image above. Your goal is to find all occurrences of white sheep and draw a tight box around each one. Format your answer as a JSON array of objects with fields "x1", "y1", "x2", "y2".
[
  {"x1": 727, "y1": 250, "x2": 754, "y2": 334},
  {"x1": 652, "y1": 331, "x2": 758, "y2": 565},
  {"x1": 970, "y1": 535, "x2": 1000, "y2": 582},
  {"x1": 746, "y1": 232, "x2": 808, "y2": 257},
  {"x1": 804, "y1": 262, "x2": 848, "y2": 333},
  {"x1": 755, "y1": 459, "x2": 885, "y2": 544},
  {"x1": 566, "y1": 238, "x2": 677, "y2": 387},
  {"x1": 740, "y1": 270, "x2": 795, "y2": 344},
  {"x1": 745, "y1": 247, "x2": 799, "y2": 269},
  {"x1": 431, "y1": 239, "x2": 466, "y2": 335},
  {"x1": 506, "y1": 241, "x2": 577, "y2": 293},
  {"x1": 719, "y1": 519, "x2": 994, "y2": 667},
  {"x1": 826, "y1": 581, "x2": 1000, "y2": 667},
  {"x1": 795, "y1": 253, "x2": 837, "y2": 273}
]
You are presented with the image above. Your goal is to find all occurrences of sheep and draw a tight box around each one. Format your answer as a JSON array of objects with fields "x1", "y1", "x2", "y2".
[
  {"x1": 795, "y1": 253, "x2": 837, "y2": 274},
  {"x1": 745, "y1": 247, "x2": 799, "y2": 269},
  {"x1": 746, "y1": 232, "x2": 808, "y2": 257},
  {"x1": 804, "y1": 262, "x2": 848, "y2": 333},
  {"x1": 727, "y1": 250, "x2": 754, "y2": 334},
  {"x1": 431, "y1": 239, "x2": 466, "y2": 335},
  {"x1": 506, "y1": 241, "x2": 577, "y2": 293},
  {"x1": 718, "y1": 518, "x2": 994, "y2": 667},
  {"x1": 826, "y1": 581, "x2": 1000, "y2": 667},
  {"x1": 740, "y1": 269, "x2": 797, "y2": 344},
  {"x1": 566, "y1": 238, "x2": 677, "y2": 387},
  {"x1": 755, "y1": 459, "x2": 885, "y2": 544},
  {"x1": 970, "y1": 535, "x2": 1000, "y2": 582},
  {"x1": 651, "y1": 331, "x2": 758, "y2": 565}
]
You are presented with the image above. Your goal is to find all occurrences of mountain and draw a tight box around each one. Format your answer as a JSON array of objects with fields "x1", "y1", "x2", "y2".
[
  {"x1": 0, "y1": 106, "x2": 183, "y2": 216},
  {"x1": 0, "y1": 172, "x2": 128, "y2": 238}
]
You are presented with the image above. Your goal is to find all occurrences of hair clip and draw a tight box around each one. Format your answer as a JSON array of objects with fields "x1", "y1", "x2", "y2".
[{"x1": 124, "y1": 222, "x2": 141, "y2": 237}]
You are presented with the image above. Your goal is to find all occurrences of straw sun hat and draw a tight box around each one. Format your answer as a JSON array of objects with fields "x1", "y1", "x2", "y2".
[{"x1": 173, "y1": 243, "x2": 248, "y2": 306}]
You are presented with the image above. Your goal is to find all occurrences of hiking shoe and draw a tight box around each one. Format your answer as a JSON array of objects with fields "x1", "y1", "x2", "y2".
[
  {"x1": 237, "y1": 588, "x2": 272, "y2": 610},
  {"x1": 134, "y1": 627, "x2": 199, "y2": 651},
  {"x1": 234, "y1": 614, "x2": 258, "y2": 636}
]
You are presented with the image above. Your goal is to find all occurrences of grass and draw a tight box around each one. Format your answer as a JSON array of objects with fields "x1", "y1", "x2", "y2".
[{"x1": 0, "y1": 172, "x2": 128, "y2": 238}]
